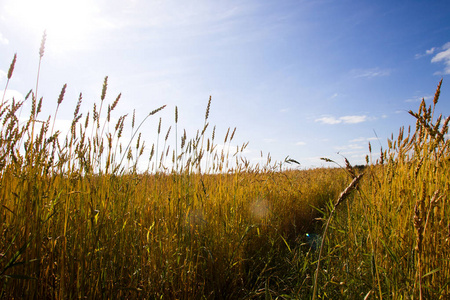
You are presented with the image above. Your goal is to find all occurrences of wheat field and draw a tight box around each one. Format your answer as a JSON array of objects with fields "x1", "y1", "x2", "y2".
[{"x1": 1, "y1": 35, "x2": 449, "y2": 299}]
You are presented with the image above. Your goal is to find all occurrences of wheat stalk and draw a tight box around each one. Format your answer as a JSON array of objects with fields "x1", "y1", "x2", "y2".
[{"x1": 312, "y1": 173, "x2": 363, "y2": 300}]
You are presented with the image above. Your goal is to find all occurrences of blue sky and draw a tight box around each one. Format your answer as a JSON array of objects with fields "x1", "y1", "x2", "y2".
[{"x1": 1, "y1": 0, "x2": 450, "y2": 169}]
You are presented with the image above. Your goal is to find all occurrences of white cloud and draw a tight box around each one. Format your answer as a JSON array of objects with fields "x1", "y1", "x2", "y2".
[
  {"x1": 351, "y1": 68, "x2": 390, "y2": 79},
  {"x1": 431, "y1": 42, "x2": 450, "y2": 75},
  {"x1": 296, "y1": 141, "x2": 306, "y2": 146},
  {"x1": 315, "y1": 116, "x2": 341, "y2": 124},
  {"x1": 432, "y1": 48, "x2": 450, "y2": 63},
  {"x1": 426, "y1": 47, "x2": 436, "y2": 55},
  {"x1": 315, "y1": 115, "x2": 368, "y2": 125},
  {"x1": 0, "y1": 32, "x2": 8, "y2": 45},
  {"x1": 0, "y1": 89, "x2": 24, "y2": 102},
  {"x1": 340, "y1": 115, "x2": 367, "y2": 124}
]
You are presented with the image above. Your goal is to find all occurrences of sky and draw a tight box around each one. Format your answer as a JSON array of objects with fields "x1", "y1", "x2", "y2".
[{"x1": 1, "y1": 0, "x2": 450, "y2": 170}]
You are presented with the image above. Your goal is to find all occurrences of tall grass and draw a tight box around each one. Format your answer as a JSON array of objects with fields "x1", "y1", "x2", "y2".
[
  {"x1": 315, "y1": 80, "x2": 450, "y2": 299},
  {"x1": 1, "y1": 36, "x2": 449, "y2": 299}
]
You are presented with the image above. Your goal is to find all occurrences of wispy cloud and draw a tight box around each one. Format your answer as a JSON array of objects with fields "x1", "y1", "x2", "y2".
[
  {"x1": 295, "y1": 141, "x2": 306, "y2": 146},
  {"x1": 350, "y1": 68, "x2": 390, "y2": 79},
  {"x1": 315, "y1": 115, "x2": 368, "y2": 125},
  {"x1": 427, "y1": 48, "x2": 437, "y2": 55},
  {"x1": 415, "y1": 47, "x2": 436, "y2": 59},
  {"x1": 431, "y1": 42, "x2": 450, "y2": 75},
  {"x1": 115, "y1": 2, "x2": 257, "y2": 42},
  {"x1": 404, "y1": 95, "x2": 432, "y2": 103},
  {"x1": 333, "y1": 137, "x2": 378, "y2": 164},
  {"x1": 328, "y1": 93, "x2": 339, "y2": 100}
]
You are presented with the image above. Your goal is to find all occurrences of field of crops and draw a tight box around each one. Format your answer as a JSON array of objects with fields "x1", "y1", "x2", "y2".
[{"x1": 1, "y1": 37, "x2": 449, "y2": 299}]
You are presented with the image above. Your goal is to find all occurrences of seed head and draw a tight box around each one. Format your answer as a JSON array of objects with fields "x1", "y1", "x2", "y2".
[
  {"x1": 57, "y1": 84, "x2": 67, "y2": 105},
  {"x1": 175, "y1": 106, "x2": 178, "y2": 123},
  {"x1": 7, "y1": 53, "x2": 17, "y2": 80},
  {"x1": 433, "y1": 78, "x2": 443, "y2": 106},
  {"x1": 205, "y1": 96, "x2": 211, "y2": 121},
  {"x1": 101, "y1": 76, "x2": 108, "y2": 101},
  {"x1": 39, "y1": 31, "x2": 47, "y2": 59}
]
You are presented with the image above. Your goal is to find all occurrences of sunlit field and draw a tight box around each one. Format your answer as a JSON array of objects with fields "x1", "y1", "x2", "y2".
[{"x1": 1, "y1": 36, "x2": 449, "y2": 299}]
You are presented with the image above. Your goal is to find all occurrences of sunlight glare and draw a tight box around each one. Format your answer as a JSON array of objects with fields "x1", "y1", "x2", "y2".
[{"x1": 6, "y1": 0, "x2": 103, "y2": 53}]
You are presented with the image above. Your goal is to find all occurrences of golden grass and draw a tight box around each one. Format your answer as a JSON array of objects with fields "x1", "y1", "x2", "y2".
[{"x1": 1, "y1": 35, "x2": 449, "y2": 299}]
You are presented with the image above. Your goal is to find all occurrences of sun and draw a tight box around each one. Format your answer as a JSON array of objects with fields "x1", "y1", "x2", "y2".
[{"x1": 5, "y1": 0, "x2": 102, "y2": 53}]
